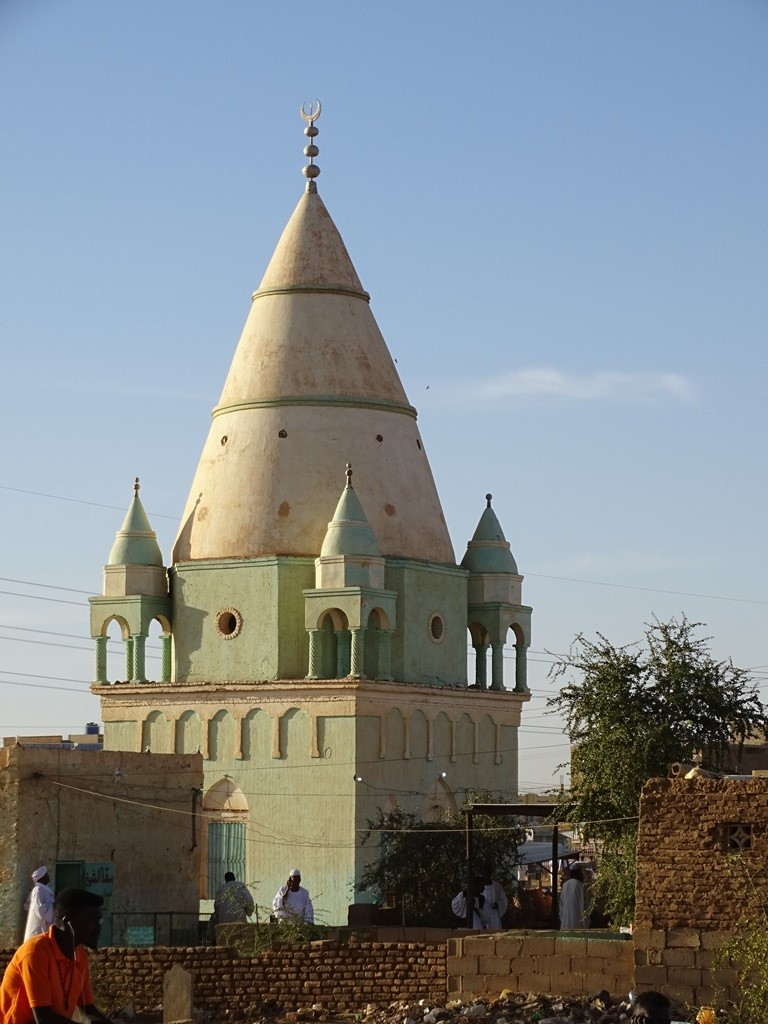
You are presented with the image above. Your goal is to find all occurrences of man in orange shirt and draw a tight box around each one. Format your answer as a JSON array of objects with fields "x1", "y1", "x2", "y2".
[{"x1": 0, "y1": 887, "x2": 114, "y2": 1024}]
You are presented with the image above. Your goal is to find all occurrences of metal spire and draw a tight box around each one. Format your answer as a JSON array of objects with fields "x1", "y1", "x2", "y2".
[{"x1": 300, "y1": 99, "x2": 321, "y2": 193}]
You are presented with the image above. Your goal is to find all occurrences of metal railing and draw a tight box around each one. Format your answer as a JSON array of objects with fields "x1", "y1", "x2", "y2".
[{"x1": 110, "y1": 912, "x2": 211, "y2": 948}]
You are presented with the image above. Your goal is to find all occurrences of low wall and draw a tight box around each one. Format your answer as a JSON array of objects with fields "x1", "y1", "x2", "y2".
[
  {"x1": 1, "y1": 941, "x2": 446, "y2": 1017},
  {"x1": 633, "y1": 926, "x2": 737, "y2": 1010},
  {"x1": 446, "y1": 931, "x2": 634, "y2": 999},
  {"x1": 6, "y1": 929, "x2": 721, "y2": 1014}
]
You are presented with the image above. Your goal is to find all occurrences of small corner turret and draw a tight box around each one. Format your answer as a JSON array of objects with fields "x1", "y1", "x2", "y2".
[
  {"x1": 462, "y1": 494, "x2": 532, "y2": 693},
  {"x1": 104, "y1": 478, "x2": 166, "y2": 595},
  {"x1": 89, "y1": 479, "x2": 172, "y2": 686},
  {"x1": 303, "y1": 464, "x2": 396, "y2": 681}
]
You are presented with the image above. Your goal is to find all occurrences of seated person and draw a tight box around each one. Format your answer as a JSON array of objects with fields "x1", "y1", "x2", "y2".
[
  {"x1": 630, "y1": 990, "x2": 672, "y2": 1024},
  {"x1": 0, "y1": 887, "x2": 114, "y2": 1024}
]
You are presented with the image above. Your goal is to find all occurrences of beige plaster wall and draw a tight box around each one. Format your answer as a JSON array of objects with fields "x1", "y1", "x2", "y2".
[
  {"x1": 0, "y1": 746, "x2": 203, "y2": 946},
  {"x1": 98, "y1": 680, "x2": 528, "y2": 925}
]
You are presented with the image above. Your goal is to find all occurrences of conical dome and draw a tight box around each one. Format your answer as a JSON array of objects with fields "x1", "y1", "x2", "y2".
[
  {"x1": 173, "y1": 186, "x2": 454, "y2": 565},
  {"x1": 108, "y1": 480, "x2": 164, "y2": 567},
  {"x1": 461, "y1": 495, "x2": 519, "y2": 574},
  {"x1": 321, "y1": 468, "x2": 381, "y2": 558}
]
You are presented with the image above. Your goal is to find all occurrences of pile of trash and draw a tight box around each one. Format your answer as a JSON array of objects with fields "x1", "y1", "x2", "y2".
[{"x1": 276, "y1": 990, "x2": 702, "y2": 1024}]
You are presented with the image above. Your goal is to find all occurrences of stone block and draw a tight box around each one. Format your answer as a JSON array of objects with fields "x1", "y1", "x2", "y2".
[
  {"x1": 552, "y1": 954, "x2": 578, "y2": 976},
  {"x1": 633, "y1": 965, "x2": 667, "y2": 987},
  {"x1": 493, "y1": 936, "x2": 523, "y2": 958},
  {"x1": 700, "y1": 930, "x2": 734, "y2": 951},
  {"x1": 666, "y1": 927, "x2": 701, "y2": 948},
  {"x1": 478, "y1": 956, "x2": 512, "y2": 975},
  {"x1": 694, "y1": 949, "x2": 717, "y2": 968},
  {"x1": 517, "y1": 973, "x2": 551, "y2": 994},
  {"x1": 549, "y1": 973, "x2": 582, "y2": 996},
  {"x1": 633, "y1": 927, "x2": 666, "y2": 948},
  {"x1": 661, "y1": 947, "x2": 695, "y2": 968},
  {"x1": 446, "y1": 955, "x2": 478, "y2": 975},
  {"x1": 459, "y1": 973, "x2": 494, "y2": 995},
  {"x1": 163, "y1": 964, "x2": 193, "y2": 1024},
  {"x1": 462, "y1": 935, "x2": 496, "y2": 955},
  {"x1": 554, "y1": 935, "x2": 587, "y2": 955},
  {"x1": 586, "y1": 937, "x2": 625, "y2": 957},
  {"x1": 517, "y1": 935, "x2": 555, "y2": 956},
  {"x1": 703, "y1": 967, "x2": 738, "y2": 989},
  {"x1": 668, "y1": 967, "x2": 702, "y2": 989}
]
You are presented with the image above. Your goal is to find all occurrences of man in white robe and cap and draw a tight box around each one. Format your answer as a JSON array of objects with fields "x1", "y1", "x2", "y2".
[
  {"x1": 558, "y1": 864, "x2": 587, "y2": 929},
  {"x1": 24, "y1": 866, "x2": 55, "y2": 940},
  {"x1": 273, "y1": 869, "x2": 314, "y2": 923}
]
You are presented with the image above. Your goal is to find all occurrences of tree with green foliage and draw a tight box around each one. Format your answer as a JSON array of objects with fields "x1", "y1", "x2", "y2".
[
  {"x1": 548, "y1": 616, "x2": 768, "y2": 926},
  {"x1": 357, "y1": 803, "x2": 525, "y2": 926}
]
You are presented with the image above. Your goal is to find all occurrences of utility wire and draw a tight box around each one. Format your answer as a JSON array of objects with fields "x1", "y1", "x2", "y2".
[{"x1": 0, "y1": 484, "x2": 176, "y2": 520}]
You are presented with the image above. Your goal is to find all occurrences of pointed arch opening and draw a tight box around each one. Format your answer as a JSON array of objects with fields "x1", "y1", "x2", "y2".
[
  {"x1": 202, "y1": 777, "x2": 249, "y2": 898},
  {"x1": 423, "y1": 777, "x2": 457, "y2": 822}
]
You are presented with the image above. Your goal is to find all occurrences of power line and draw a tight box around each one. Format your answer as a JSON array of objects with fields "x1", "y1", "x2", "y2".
[
  {"x1": 526, "y1": 572, "x2": 768, "y2": 607},
  {"x1": 0, "y1": 589, "x2": 85, "y2": 606},
  {"x1": 1, "y1": 510, "x2": 765, "y2": 608},
  {"x1": 0, "y1": 577, "x2": 93, "y2": 595},
  {"x1": 0, "y1": 484, "x2": 177, "y2": 520}
]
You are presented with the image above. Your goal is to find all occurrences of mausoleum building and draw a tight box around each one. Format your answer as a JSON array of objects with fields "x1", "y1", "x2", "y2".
[{"x1": 90, "y1": 107, "x2": 532, "y2": 924}]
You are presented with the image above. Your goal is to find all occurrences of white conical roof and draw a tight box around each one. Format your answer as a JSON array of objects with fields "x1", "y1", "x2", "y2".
[{"x1": 173, "y1": 187, "x2": 454, "y2": 564}]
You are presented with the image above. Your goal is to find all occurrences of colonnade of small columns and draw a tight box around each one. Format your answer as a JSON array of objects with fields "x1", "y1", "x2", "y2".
[
  {"x1": 470, "y1": 639, "x2": 529, "y2": 693},
  {"x1": 306, "y1": 625, "x2": 393, "y2": 680},
  {"x1": 93, "y1": 632, "x2": 172, "y2": 684}
]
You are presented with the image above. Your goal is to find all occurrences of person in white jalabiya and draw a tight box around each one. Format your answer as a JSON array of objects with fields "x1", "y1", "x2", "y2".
[
  {"x1": 558, "y1": 864, "x2": 588, "y2": 929},
  {"x1": 479, "y1": 866, "x2": 508, "y2": 929},
  {"x1": 23, "y1": 865, "x2": 55, "y2": 940},
  {"x1": 272, "y1": 868, "x2": 314, "y2": 923}
]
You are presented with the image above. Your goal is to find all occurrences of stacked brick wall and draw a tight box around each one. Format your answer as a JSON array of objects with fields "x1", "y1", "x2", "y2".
[
  {"x1": 632, "y1": 926, "x2": 736, "y2": 1010},
  {"x1": 637, "y1": 777, "x2": 768, "y2": 931},
  {"x1": 634, "y1": 776, "x2": 768, "y2": 1009},
  {"x1": 0, "y1": 942, "x2": 447, "y2": 1018},
  {"x1": 446, "y1": 932, "x2": 633, "y2": 998}
]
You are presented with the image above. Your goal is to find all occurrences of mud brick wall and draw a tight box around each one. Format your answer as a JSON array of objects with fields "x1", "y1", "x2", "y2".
[
  {"x1": 446, "y1": 932, "x2": 633, "y2": 998},
  {"x1": 633, "y1": 776, "x2": 768, "y2": 1010},
  {"x1": 0, "y1": 942, "x2": 446, "y2": 1017},
  {"x1": 632, "y1": 926, "x2": 736, "y2": 1011},
  {"x1": 636, "y1": 777, "x2": 768, "y2": 931}
]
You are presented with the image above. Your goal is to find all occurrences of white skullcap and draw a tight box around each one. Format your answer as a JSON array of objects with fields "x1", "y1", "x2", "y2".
[
  {"x1": 31, "y1": 866, "x2": 47, "y2": 882},
  {"x1": 289, "y1": 868, "x2": 301, "y2": 877}
]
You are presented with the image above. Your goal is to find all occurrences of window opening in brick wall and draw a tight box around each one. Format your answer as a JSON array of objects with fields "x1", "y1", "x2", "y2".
[{"x1": 726, "y1": 822, "x2": 753, "y2": 851}]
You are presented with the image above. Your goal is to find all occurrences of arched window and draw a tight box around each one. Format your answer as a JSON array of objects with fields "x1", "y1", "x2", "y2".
[{"x1": 202, "y1": 777, "x2": 248, "y2": 898}]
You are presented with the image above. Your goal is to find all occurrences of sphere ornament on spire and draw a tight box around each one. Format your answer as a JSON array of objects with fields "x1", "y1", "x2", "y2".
[{"x1": 300, "y1": 99, "x2": 322, "y2": 192}]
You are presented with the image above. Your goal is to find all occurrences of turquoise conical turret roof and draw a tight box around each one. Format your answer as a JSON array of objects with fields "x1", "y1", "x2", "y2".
[
  {"x1": 320, "y1": 465, "x2": 381, "y2": 558},
  {"x1": 461, "y1": 494, "x2": 519, "y2": 574},
  {"x1": 108, "y1": 479, "x2": 164, "y2": 567}
]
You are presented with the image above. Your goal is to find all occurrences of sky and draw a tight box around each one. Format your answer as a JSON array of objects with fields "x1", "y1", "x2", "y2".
[{"x1": 0, "y1": 0, "x2": 766, "y2": 795}]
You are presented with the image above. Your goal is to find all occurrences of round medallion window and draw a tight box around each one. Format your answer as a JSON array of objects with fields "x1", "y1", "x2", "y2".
[
  {"x1": 429, "y1": 613, "x2": 445, "y2": 643},
  {"x1": 215, "y1": 607, "x2": 243, "y2": 639}
]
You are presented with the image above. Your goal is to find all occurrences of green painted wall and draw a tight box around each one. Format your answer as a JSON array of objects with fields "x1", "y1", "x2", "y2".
[
  {"x1": 170, "y1": 558, "x2": 314, "y2": 683},
  {"x1": 384, "y1": 559, "x2": 468, "y2": 686}
]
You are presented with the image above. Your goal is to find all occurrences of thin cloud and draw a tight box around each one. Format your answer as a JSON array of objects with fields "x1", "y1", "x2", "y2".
[{"x1": 470, "y1": 367, "x2": 695, "y2": 404}]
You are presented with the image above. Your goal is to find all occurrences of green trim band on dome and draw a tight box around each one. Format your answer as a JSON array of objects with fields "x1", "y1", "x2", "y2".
[
  {"x1": 212, "y1": 395, "x2": 418, "y2": 420},
  {"x1": 251, "y1": 285, "x2": 371, "y2": 303}
]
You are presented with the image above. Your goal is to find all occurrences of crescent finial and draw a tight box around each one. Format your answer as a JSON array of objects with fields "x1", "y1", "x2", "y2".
[{"x1": 300, "y1": 99, "x2": 322, "y2": 124}]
